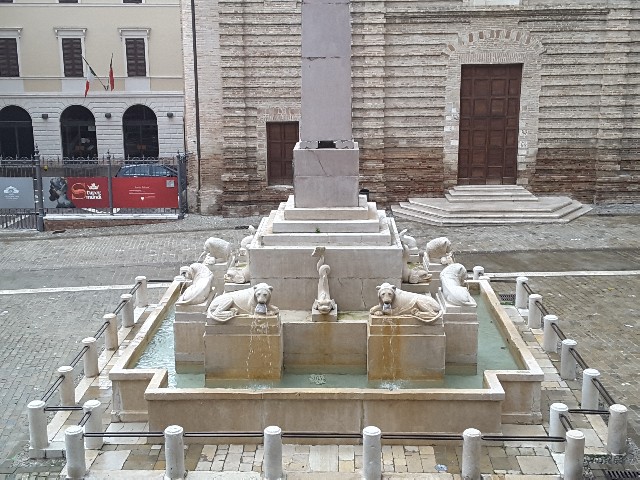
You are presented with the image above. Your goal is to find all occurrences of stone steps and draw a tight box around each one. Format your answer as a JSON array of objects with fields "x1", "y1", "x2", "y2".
[{"x1": 391, "y1": 186, "x2": 592, "y2": 226}]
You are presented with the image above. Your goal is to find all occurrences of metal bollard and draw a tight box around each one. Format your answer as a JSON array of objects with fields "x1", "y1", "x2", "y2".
[
  {"x1": 120, "y1": 293, "x2": 134, "y2": 328},
  {"x1": 82, "y1": 337, "x2": 99, "y2": 378},
  {"x1": 543, "y1": 314, "x2": 559, "y2": 353},
  {"x1": 363, "y1": 426, "x2": 382, "y2": 480},
  {"x1": 28, "y1": 400, "x2": 49, "y2": 457},
  {"x1": 462, "y1": 428, "x2": 482, "y2": 480},
  {"x1": 549, "y1": 403, "x2": 569, "y2": 453},
  {"x1": 607, "y1": 404, "x2": 628, "y2": 455},
  {"x1": 58, "y1": 366, "x2": 75, "y2": 406},
  {"x1": 515, "y1": 276, "x2": 529, "y2": 309},
  {"x1": 164, "y1": 425, "x2": 185, "y2": 480},
  {"x1": 135, "y1": 275, "x2": 149, "y2": 307},
  {"x1": 560, "y1": 339, "x2": 578, "y2": 380},
  {"x1": 472, "y1": 266, "x2": 484, "y2": 280},
  {"x1": 263, "y1": 426, "x2": 283, "y2": 480},
  {"x1": 527, "y1": 294, "x2": 543, "y2": 329},
  {"x1": 581, "y1": 368, "x2": 600, "y2": 410},
  {"x1": 564, "y1": 430, "x2": 585, "y2": 480},
  {"x1": 104, "y1": 313, "x2": 118, "y2": 351},
  {"x1": 83, "y1": 400, "x2": 104, "y2": 450},
  {"x1": 65, "y1": 425, "x2": 87, "y2": 480}
]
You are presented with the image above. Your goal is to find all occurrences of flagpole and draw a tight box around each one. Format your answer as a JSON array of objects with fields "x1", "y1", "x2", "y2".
[{"x1": 82, "y1": 56, "x2": 108, "y2": 91}]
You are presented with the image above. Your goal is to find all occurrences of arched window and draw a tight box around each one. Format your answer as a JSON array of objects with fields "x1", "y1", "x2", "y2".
[
  {"x1": 122, "y1": 104, "x2": 158, "y2": 158},
  {"x1": 0, "y1": 106, "x2": 34, "y2": 159},
  {"x1": 60, "y1": 105, "x2": 98, "y2": 159}
]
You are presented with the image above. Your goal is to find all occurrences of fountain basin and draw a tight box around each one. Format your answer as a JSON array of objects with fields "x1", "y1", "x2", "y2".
[{"x1": 109, "y1": 278, "x2": 543, "y2": 440}]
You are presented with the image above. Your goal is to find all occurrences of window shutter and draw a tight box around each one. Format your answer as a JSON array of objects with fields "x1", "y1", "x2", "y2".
[
  {"x1": 0, "y1": 38, "x2": 19, "y2": 77},
  {"x1": 62, "y1": 38, "x2": 83, "y2": 77},
  {"x1": 125, "y1": 38, "x2": 146, "y2": 77}
]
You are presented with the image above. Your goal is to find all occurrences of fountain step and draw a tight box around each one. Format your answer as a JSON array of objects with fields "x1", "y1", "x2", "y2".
[
  {"x1": 272, "y1": 200, "x2": 382, "y2": 234},
  {"x1": 283, "y1": 195, "x2": 371, "y2": 220}
]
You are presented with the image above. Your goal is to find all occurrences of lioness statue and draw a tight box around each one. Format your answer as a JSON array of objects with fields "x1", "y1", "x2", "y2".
[
  {"x1": 440, "y1": 263, "x2": 476, "y2": 307},
  {"x1": 177, "y1": 263, "x2": 214, "y2": 305},
  {"x1": 402, "y1": 244, "x2": 431, "y2": 284},
  {"x1": 224, "y1": 264, "x2": 251, "y2": 284},
  {"x1": 369, "y1": 282, "x2": 442, "y2": 323},
  {"x1": 201, "y1": 237, "x2": 232, "y2": 264},
  {"x1": 207, "y1": 282, "x2": 279, "y2": 322},
  {"x1": 425, "y1": 237, "x2": 453, "y2": 265}
]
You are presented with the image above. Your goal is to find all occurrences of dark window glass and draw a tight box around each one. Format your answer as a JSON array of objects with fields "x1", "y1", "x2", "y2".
[
  {"x1": 60, "y1": 105, "x2": 98, "y2": 159},
  {"x1": 123, "y1": 0, "x2": 143, "y2": 3},
  {"x1": 125, "y1": 38, "x2": 146, "y2": 77},
  {"x1": 0, "y1": 106, "x2": 34, "y2": 158},
  {"x1": 0, "y1": 0, "x2": 15, "y2": 3},
  {"x1": 62, "y1": 38, "x2": 83, "y2": 77},
  {"x1": 58, "y1": 0, "x2": 79, "y2": 3},
  {"x1": 122, "y1": 105, "x2": 158, "y2": 158},
  {"x1": 0, "y1": 38, "x2": 19, "y2": 77}
]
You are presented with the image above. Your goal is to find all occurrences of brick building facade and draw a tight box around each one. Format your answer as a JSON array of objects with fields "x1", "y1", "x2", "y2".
[{"x1": 182, "y1": 0, "x2": 639, "y2": 215}]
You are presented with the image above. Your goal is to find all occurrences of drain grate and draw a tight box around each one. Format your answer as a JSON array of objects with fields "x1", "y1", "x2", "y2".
[
  {"x1": 499, "y1": 293, "x2": 516, "y2": 305},
  {"x1": 605, "y1": 471, "x2": 640, "y2": 479}
]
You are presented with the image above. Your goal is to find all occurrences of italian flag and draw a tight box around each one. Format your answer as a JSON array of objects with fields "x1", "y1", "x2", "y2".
[{"x1": 85, "y1": 62, "x2": 96, "y2": 97}]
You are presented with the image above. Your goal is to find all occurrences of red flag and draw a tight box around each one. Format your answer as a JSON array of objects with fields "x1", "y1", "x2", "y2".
[{"x1": 109, "y1": 55, "x2": 115, "y2": 91}]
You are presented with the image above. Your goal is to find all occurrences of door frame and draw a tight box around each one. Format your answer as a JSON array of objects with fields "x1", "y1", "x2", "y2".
[{"x1": 442, "y1": 29, "x2": 544, "y2": 190}]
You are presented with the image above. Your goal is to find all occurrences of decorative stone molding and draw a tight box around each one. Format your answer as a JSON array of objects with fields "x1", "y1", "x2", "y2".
[{"x1": 442, "y1": 29, "x2": 544, "y2": 189}]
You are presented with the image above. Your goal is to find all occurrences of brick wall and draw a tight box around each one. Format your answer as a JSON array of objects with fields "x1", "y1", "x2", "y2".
[{"x1": 186, "y1": 1, "x2": 640, "y2": 215}]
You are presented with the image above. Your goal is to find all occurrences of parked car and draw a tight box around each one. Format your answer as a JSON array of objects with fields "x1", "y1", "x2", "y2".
[{"x1": 115, "y1": 163, "x2": 178, "y2": 179}]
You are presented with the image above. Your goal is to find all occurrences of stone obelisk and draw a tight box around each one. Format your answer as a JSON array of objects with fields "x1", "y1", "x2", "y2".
[{"x1": 293, "y1": 0, "x2": 359, "y2": 208}]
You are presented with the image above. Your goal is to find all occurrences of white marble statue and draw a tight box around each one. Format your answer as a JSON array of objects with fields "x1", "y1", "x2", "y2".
[
  {"x1": 440, "y1": 263, "x2": 476, "y2": 307},
  {"x1": 425, "y1": 237, "x2": 454, "y2": 265},
  {"x1": 177, "y1": 263, "x2": 214, "y2": 305},
  {"x1": 399, "y1": 229, "x2": 419, "y2": 253},
  {"x1": 207, "y1": 282, "x2": 279, "y2": 322},
  {"x1": 369, "y1": 282, "x2": 442, "y2": 323},
  {"x1": 311, "y1": 246, "x2": 336, "y2": 314},
  {"x1": 224, "y1": 264, "x2": 251, "y2": 284},
  {"x1": 401, "y1": 243, "x2": 431, "y2": 284},
  {"x1": 201, "y1": 237, "x2": 232, "y2": 264},
  {"x1": 239, "y1": 225, "x2": 256, "y2": 257}
]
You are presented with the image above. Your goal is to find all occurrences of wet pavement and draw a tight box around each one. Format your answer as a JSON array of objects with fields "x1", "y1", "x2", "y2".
[{"x1": 1, "y1": 207, "x2": 640, "y2": 478}]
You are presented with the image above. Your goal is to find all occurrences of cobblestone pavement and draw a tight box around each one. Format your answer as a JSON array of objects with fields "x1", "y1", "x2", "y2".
[{"x1": 1, "y1": 209, "x2": 640, "y2": 478}]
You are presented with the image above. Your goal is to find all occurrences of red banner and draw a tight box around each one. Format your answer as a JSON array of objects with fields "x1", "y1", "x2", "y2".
[
  {"x1": 66, "y1": 177, "x2": 110, "y2": 208},
  {"x1": 112, "y1": 177, "x2": 179, "y2": 208}
]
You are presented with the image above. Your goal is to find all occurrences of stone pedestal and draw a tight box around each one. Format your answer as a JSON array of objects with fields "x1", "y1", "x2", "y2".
[
  {"x1": 367, "y1": 315, "x2": 446, "y2": 380},
  {"x1": 437, "y1": 292, "x2": 479, "y2": 366},
  {"x1": 174, "y1": 290, "x2": 216, "y2": 370},
  {"x1": 204, "y1": 314, "x2": 283, "y2": 380},
  {"x1": 312, "y1": 306, "x2": 338, "y2": 322},
  {"x1": 204, "y1": 260, "x2": 232, "y2": 296},
  {"x1": 426, "y1": 262, "x2": 447, "y2": 296},
  {"x1": 400, "y1": 282, "x2": 431, "y2": 295}
]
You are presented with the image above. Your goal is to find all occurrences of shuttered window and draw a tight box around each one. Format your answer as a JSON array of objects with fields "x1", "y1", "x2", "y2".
[
  {"x1": 125, "y1": 38, "x2": 146, "y2": 77},
  {"x1": 62, "y1": 38, "x2": 83, "y2": 77},
  {"x1": 0, "y1": 38, "x2": 19, "y2": 77}
]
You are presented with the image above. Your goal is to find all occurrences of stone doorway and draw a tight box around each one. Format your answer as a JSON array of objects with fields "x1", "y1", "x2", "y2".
[
  {"x1": 457, "y1": 64, "x2": 522, "y2": 185},
  {"x1": 266, "y1": 121, "x2": 298, "y2": 186}
]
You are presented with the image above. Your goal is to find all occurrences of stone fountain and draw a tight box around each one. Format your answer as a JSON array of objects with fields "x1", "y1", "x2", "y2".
[{"x1": 109, "y1": 0, "x2": 543, "y2": 438}]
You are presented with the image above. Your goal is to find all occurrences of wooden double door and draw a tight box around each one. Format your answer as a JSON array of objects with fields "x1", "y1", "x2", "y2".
[{"x1": 458, "y1": 64, "x2": 522, "y2": 185}]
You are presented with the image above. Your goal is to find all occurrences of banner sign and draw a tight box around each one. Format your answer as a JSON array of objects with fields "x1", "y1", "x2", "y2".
[
  {"x1": 112, "y1": 177, "x2": 178, "y2": 208},
  {"x1": 43, "y1": 176, "x2": 109, "y2": 209},
  {"x1": 0, "y1": 177, "x2": 35, "y2": 209}
]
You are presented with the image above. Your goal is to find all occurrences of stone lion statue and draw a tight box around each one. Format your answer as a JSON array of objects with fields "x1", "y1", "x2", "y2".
[
  {"x1": 440, "y1": 263, "x2": 476, "y2": 307},
  {"x1": 426, "y1": 237, "x2": 453, "y2": 265},
  {"x1": 224, "y1": 264, "x2": 251, "y2": 284},
  {"x1": 207, "y1": 282, "x2": 279, "y2": 322},
  {"x1": 177, "y1": 263, "x2": 214, "y2": 305},
  {"x1": 369, "y1": 282, "x2": 442, "y2": 323},
  {"x1": 200, "y1": 237, "x2": 232, "y2": 264},
  {"x1": 239, "y1": 225, "x2": 256, "y2": 257},
  {"x1": 402, "y1": 243, "x2": 431, "y2": 284}
]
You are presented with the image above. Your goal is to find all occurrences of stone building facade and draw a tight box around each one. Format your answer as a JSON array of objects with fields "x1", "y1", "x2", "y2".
[{"x1": 182, "y1": 0, "x2": 639, "y2": 215}]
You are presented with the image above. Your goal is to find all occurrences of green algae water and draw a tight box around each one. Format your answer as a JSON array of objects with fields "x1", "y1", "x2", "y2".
[{"x1": 135, "y1": 294, "x2": 520, "y2": 389}]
